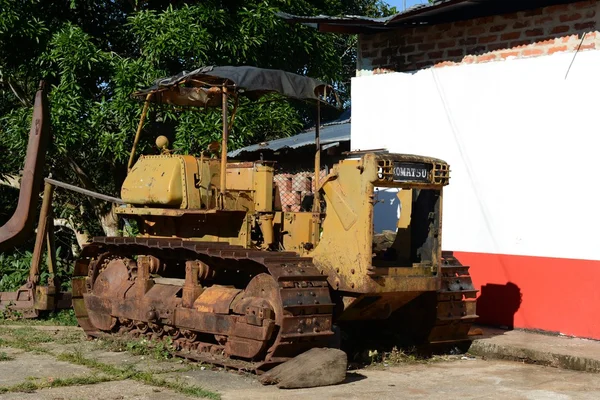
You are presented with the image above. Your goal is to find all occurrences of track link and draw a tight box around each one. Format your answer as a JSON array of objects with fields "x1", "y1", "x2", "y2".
[
  {"x1": 428, "y1": 251, "x2": 478, "y2": 344},
  {"x1": 73, "y1": 237, "x2": 335, "y2": 372}
]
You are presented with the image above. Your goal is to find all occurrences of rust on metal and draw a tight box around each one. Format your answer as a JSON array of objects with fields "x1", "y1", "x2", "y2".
[
  {"x1": 194, "y1": 286, "x2": 241, "y2": 314},
  {"x1": 29, "y1": 182, "x2": 55, "y2": 284},
  {"x1": 183, "y1": 260, "x2": 204, "y2": 308},
  {"x1": 70, "y1": 66, "x2": 478, "y2": 373},
  {"x1": 0, "y1": 81, "x2": 51, "y2": 251},
  {"x1": 73, "y1": 237, "x2": 334, "y2": 367},
  {"x1": 0, "y1": 287, "x2": 38, "y2": 318},
  {"x1": 74, "y1": 149, "x2": 477, "y2": 369}
]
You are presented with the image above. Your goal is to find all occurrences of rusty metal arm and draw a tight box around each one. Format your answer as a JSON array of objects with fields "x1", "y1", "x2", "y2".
[
  {"x1": 44, "y1": 178, "x2": 125, "y2": 204},
  {"x1": 0, "y1": 82, "x2": 51, "y2": 252}
]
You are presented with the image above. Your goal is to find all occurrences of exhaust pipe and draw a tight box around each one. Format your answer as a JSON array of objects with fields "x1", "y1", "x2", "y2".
[{"x1": 0, "y1": 81, "x2": 51, "y2": 251}]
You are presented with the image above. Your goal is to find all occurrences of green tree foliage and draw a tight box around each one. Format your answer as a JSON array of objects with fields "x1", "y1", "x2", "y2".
[{"x1": 0, "y1": 0, "x2": 394, "y2": 268}]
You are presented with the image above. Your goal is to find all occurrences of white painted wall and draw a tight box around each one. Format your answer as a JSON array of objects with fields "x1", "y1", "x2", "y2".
[{"x1": 352, "y1": 50, "x2": 600, "y2": 261}]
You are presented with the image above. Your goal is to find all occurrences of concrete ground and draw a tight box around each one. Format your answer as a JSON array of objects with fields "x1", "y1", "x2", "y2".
[
  {"x1": 471, "y1": 326, "x2": 600, "y2": 372},
  {"x1": 1, "y1": 324, "x2": 600, "y2": 400}
]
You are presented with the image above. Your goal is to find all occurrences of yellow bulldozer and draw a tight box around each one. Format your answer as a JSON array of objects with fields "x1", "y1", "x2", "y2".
[{"x1": 0, "y1": 68, "x2": 477, "y2": 371}]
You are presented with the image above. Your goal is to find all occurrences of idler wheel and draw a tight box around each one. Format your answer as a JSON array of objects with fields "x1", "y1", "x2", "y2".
[
  {"x1": 225, "y1": 273, "x2": 282, "y2": 360},
  {"x1": 85, "y1": 258, "x2": 129, "y2": 331}
]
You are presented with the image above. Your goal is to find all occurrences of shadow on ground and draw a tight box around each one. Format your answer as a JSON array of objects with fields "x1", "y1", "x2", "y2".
[{"x1": 342, "y1": 372, "x2": 368, "y2": 384}]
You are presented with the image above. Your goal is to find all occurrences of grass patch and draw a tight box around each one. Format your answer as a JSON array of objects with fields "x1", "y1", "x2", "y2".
[
  {"x1": 8, "y1": 327, "x2": 54, "y2": 343},
  {"x1": 367, "y1": 346, "x2": 450, "y2": 367},
  {"x1": 54, "y1": 330, "x2": 86, "y2": 345},
  {"x1": 124, "y1": 337, "x2": 174, "y2": 360},
  {"x1": 0, "y1": 374, "x2": 115, "y2": 395},
  {"x1": 57, "y1": 351, "x2": 130, "y2": 377},
  {"x1": 0, "y1": 323, "x2": 84, "y2": 352},
  {"x1": 0, "y1": 327, "x2": 218, "y2": 399},
  {"x1": 58, "y1": 351, "x2": 219, "y2": 399},
  {"x1": 0, "y1": 326, "x2": 54, "y2": 353},
  {"x1": 93, "y1": 335, "x2": 175, "y2": 361},
  {"x1": 0, "y1": 307, "x2": 25, "y2": 322},
  {"x1": 41, "y1": 310, "x2": 78, "y2": 326},
  {"x1": 0, "y1": 351, "x2": 13, "y2": 361},
  {"x1": 0, "y1": 309, "x2": 78, "y2": 327}
]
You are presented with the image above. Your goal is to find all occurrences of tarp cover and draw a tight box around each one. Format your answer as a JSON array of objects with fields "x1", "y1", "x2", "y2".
[{"x1": 133, "y1": 66, "x2": 336, "y2": 107}]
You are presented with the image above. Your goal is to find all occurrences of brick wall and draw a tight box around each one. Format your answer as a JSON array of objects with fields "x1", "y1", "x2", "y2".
[{"x1": 358, "y1": 0, "x2": 600, "y2": 74}]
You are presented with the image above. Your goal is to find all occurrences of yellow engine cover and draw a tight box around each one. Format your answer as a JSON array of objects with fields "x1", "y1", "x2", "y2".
[{"x1": 122, "y1": 155, "x2": 185, "y2": 207}]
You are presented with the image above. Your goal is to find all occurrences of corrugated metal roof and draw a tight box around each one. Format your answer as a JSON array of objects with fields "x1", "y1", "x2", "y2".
[
  {"x1": 277, "y1": 0, "x2": 457, "y2": 25},
  {"x1": 229, "y1": 109, "x2": 350, "y2": 157},
  {"x1": 277, "y1": 0, "x2": 575, "y2": 33}
]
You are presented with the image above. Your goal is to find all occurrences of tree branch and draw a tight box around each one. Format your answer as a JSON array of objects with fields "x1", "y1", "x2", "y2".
[
  {"x1": 64, "y1": 157, "x2": 121, "y2": 237},
  {"x1": 53, "y1": 217, "x2": 90, "y2": 249},
  {"x1": 64, "y1": 157, "x2": 100, "y2": 208},
  {"x1": 0, "y1": 174, "x2": 21, "y2": 189},
  {"x1": 6, "y1": 79, "x2": 32, "y2": 107}
]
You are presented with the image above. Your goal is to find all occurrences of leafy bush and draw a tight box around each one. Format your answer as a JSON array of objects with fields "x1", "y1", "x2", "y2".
[
  {"x1": 0, "y1": 247, "x2": 73, "y2": 292},
  {"x1": 0, "y1": 251, "x2": 32, "y2": 292}
]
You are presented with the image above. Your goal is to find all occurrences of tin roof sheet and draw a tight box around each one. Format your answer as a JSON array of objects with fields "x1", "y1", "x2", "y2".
[{"x1": 229, "y1": 109, "x2": 350, "y2": 157}]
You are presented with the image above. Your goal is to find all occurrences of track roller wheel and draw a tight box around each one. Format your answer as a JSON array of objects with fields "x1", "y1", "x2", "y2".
[
  {"x1": 182, "y1": 330, "x2": 198, "y2": 342},
  {"x1": 150, "y1": 323, "x2": 164, "y2": 336},
  {"x1": 165, "y1": 326, "x2": 180, "y2": 339},
  {"x1": 136, "y1": 321, "x2": 150, "y2": 334}
]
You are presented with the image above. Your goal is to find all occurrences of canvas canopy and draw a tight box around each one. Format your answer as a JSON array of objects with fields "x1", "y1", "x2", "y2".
[{"x1": 133, "y1": 66, "x2": 337, "y2": 108}]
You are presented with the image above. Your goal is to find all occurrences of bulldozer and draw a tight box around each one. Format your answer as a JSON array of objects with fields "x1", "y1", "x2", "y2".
[{"x1": 1, "y1": 67, "x2": 477, "y2": 371}]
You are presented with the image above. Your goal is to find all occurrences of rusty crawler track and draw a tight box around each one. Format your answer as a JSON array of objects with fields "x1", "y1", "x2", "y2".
[
  {"x1": 429, "y1": 252, "x2": 478, "y2": 345},
  {"x1": 72, "y1": 239, "x2": 475, "y2": 371},
  {"x1": 72, "y1": 237, "x2": 335, "y2": 372}
]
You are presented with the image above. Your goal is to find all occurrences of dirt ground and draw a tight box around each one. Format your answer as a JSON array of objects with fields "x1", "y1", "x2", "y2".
[{"x1": 1, "y1": 324, "x2": 600, "y2": 400}]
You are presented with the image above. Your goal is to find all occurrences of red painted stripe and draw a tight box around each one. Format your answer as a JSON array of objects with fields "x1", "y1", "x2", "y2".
[{"x1": 452, "y1": 251, "x2": 600, "y2": 340}]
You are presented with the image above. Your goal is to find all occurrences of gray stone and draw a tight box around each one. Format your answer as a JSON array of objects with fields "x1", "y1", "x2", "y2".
[{"x1": 259, "y1": 347, "x2": 347, "y2": 389}]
